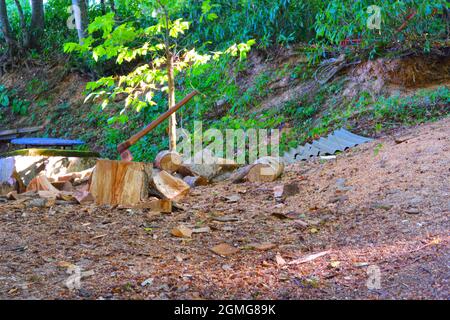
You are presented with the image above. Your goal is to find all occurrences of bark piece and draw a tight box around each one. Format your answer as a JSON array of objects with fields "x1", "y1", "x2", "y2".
[
  {"x1": 89, "y1": 159, "x2": 152, "y2": 206},
  {"x1": 247, "y1": 157, "x2": 284, "y2": 182},
  {"x1": 155, "y1": 150, "x2": 182, "y2": 173},
  {"x1": 74, "y1": 191, "x2": 95, "y2": 204},
  {"x1": 150, "y1": 170, "x2": 190, "y2": 201}
]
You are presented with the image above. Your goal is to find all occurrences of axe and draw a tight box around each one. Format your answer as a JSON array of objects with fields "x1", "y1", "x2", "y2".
[{"x1": 117, "y1": 91, "x2": 199, "y2": 161}]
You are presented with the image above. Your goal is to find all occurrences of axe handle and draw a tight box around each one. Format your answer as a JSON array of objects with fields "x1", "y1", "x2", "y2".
[{"x1": 117, "y1": 90, "x2": 198, "y2": 155}]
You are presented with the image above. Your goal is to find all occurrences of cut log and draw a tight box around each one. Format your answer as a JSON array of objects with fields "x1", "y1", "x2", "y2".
[
  {"x1": 89, "y1": 159, "x2": 152, "y2": 206},
  {"x1": 216, "y1": 157, "x2": 239, "y2": 171},
  {"x1": 247, "y1": 156, "x2": 284, "y2": 182},
  {"x1": 230, "y1": 164, "x2": 255, "y2": 183},
  {"x1": 175, "y1": 164, "x2": 197, "y2": 177},
  {"x1": 154, "y1": 150, "x2": 182, "y2": 173},
  {"x1": 150, "y1": 170, "x2": 190, "y2": 201}
]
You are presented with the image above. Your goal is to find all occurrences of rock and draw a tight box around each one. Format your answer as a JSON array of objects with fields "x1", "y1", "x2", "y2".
[
  {"x1": 171, "y1": 225, "x2": 193, "y2": 238},
  {"x1": 335, "y1": 178, "x2": 352, "y2": 191},
  {"x1": 141, "y1": 278, "x2": 154, "y2": 287},
  {"x1": 211, "y1": 243, "x2": 239, "y2": 256},
  {"x1": 405, "y1": 208, "x2": 420, "y2": 214},
  {"x1": 27, "y1": 198, "x2": 55, "y2": 208},
  {"x1": 223, "y1": 194, "x2": 241, "y2": 203}
]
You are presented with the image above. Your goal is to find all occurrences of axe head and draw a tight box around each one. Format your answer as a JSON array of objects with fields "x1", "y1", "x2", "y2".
[
  {"x1": 117, "y1": 141, "x2": 133, "y2": 161},
  {"x1": 120, "y1": 149, "x2": 133, "y2": 161}
]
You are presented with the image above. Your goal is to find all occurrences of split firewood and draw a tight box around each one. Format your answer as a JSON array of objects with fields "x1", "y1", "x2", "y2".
[
  {"x1": 90, "y1": 159, "x2": 152, "y2": 206},
  {"x1": 51, "y1": 181, "x2": 74, "y2": 192},
  {"x1": 150, "y1": 170, "x2": 190, "y2": 201},
  {"x1": 175, "y1": 164, "x2": 197, "y2": 178},
  {"x1": 154, "y1": 150, "x2": 182, "y2": 173},
  {"x1": 26, "y1": 175, "x2": 61, "y2": 193},
  {"x1": 183, "y1": 175, "x2": 209, "y2": 187},
  {"x1": 247, "y1": 156, "x2": 284, "y2": 182},
  {"x1": 73, "y1": 191, "x2": 95, "y2": 204}
]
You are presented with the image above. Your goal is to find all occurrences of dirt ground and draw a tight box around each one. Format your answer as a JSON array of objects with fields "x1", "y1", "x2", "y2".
[{"x1": 0, "y1": 117, "x2": 449, "y2": 300}]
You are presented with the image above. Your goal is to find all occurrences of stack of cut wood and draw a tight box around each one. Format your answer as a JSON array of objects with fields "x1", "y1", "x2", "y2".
[{"x1": 1, "y1": 149, "x2": 285, "y2": 211}]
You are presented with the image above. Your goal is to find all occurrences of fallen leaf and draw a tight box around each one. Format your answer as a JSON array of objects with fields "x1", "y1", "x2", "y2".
[
  {"x1": 211, "y1": 243, "x2": 239, "y2": 256},
  {"x1": 171, "y1": 225, "x2": 193, "y2": 238},
  {"x1": 309, "y1": 228, "x2": 319, "y2": 234}
]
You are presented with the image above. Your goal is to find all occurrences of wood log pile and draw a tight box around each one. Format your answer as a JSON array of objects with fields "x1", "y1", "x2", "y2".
[{"x1": 1, "y1": 149, "x2": 285, "y2": 211}]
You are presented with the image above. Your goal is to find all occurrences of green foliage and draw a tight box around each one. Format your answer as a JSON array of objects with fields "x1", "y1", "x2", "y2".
[
  {"x1": 313, "y1": 0, "x2": 448, "y2": 61},
  {"x1": 0, "y1": 85, "x2": 30, "y2": 116},
  {"x1": 0, "y1": 85, "x2": 10, "y2": 108}
]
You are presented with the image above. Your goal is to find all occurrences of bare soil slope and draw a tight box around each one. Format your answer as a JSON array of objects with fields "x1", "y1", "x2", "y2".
[{"x1": 0, "y1": 117, "x2": 448, "y2": 299}]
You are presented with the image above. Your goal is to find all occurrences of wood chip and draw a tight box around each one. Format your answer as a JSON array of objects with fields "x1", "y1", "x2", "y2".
[
  {"x1": 171, "y1": 225, "x2": 193, "y2": 238},
  {"x1": 211, "y1": 243, "x2": 239, "y2": 256},
  {"x1": 288, "y1": 250, "x2": 331, "y2": 265},
  {"x1": 192, "y1": 227, "x2": 211, "y2": 234},
  {"x1": 248, "y1": 242, "x2": 276, "y2": 251}
]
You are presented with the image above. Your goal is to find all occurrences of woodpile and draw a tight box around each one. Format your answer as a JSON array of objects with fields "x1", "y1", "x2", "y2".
[{"x1": 1, "y1": 147, "x2": 286, "y2": 211}]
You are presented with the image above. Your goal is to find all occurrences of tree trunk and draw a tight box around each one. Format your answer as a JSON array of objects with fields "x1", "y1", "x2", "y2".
[
  {"x1": 29, "y1": 0, "x2": 44, "y2": 49},
  {"x1": 0, "y1": 0, "x2": 17, "y2": 56},
  {"x1": 167, "y1": 53, "x2": 177, "y2": 151},
  {"x1": 100, "y1": 0, "x2": 106, "y2": 15},
  {"x1": 109, "y1": 0, "x2": 116, "y2": 13},
  {"x1": 72, "y1": 0, "x2": 89, "y2": 43},
  {"x1": 14, "y1": 0, "x2": 29, "y2": 48}
]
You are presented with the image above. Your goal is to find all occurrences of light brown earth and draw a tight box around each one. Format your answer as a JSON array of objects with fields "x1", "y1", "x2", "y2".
[{"x1": 0, "y1": 117, "x2": 449, "y2": 300}]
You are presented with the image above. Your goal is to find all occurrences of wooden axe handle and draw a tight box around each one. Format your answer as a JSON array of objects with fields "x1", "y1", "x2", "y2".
[{"x1": 117, "y1": 91, "x2": 198, "y2": 155}]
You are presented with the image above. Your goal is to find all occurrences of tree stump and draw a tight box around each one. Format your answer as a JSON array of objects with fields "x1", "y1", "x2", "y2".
[
  {"x1": 90, "y1": 159, "x2": 152, "y2": 206},
  {"x1": 247, "y1": 156, "x2": 284, "y2": 182}
]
